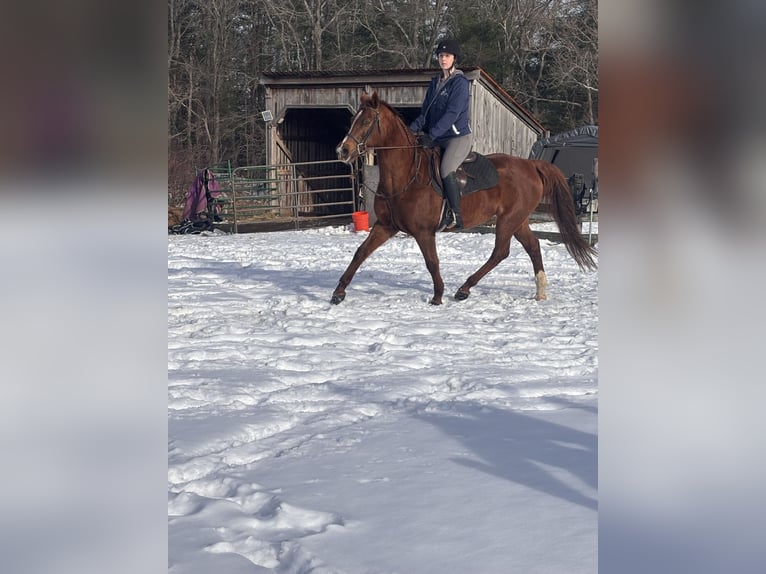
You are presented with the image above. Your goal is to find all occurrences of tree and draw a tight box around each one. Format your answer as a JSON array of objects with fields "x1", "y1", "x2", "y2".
[
  {"x1": 448, "y1": 0, "x2": 597, "y2": 132},
  {"x1": 168, "y1": 0, "x2": 258, "y2": 198},
  {"x1": 546, "y1": 0, "x2": 598, "y2": 126},
  {"x1": 351, "y1": 0, "x2": 450, "y2": 69},
  {"x1": 260, "y1": 0, "x2": 351, "y2": 70}
]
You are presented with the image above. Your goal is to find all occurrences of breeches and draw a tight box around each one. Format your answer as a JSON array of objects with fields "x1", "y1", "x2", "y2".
[{"x1": 440, "y1": 134, "x2": 473, "y2": 174}]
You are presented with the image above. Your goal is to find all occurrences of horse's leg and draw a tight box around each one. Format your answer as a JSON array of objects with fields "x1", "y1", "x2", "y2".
[
  {"x1": 331, "y1": 224, "x2": 398, "y2": 304},
  {"x1": 513, "y1": 221, "x2": 547, "y2": 300},
  {"x1": 454, "y1": 212, "x2": 522, "y2": 301},
  {"x1": 412, "y1": 232, "x2": 445, "y2": 305}
]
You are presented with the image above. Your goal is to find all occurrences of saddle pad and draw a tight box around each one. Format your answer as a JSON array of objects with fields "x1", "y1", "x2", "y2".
[{"x1": 456, "y1": 153, "x2": 499, "y2": 195}]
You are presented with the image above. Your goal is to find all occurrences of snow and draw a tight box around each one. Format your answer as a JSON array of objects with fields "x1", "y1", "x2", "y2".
[{"x1": 168, "y1": 225, "x2": 598, "y2": 573}]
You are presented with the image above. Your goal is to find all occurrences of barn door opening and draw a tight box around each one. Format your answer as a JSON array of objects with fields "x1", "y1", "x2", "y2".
[{"x1": 277, "y1": 107, "x2": 355, "y2": 215}]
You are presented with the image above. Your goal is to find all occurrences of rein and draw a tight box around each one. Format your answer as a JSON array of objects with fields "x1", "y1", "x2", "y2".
[{"x1": 365, "y1": 146, "x2": 425, "y2": 200}]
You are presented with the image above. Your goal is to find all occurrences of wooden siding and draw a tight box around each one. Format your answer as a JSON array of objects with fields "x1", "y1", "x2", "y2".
[
  {"x1": 463, "y1": 70, "x2": 541, "y2": 158},
  {"x1": 469, "y1": 82, "x2": 539, "y2": 157}
]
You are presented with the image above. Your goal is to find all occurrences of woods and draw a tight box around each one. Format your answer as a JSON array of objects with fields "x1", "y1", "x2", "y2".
[{"x1": 168, "y1": 0, "x2": 598, "y2": 200}]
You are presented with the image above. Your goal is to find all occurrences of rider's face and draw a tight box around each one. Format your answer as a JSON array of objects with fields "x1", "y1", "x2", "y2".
[{"x1": 438, "y1": 53, "x2": 455, "y2": 71}]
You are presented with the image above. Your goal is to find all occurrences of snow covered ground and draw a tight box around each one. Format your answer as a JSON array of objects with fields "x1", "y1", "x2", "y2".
[{"x1": 168, "y1": 226, "x2": 598, "y2": 573}]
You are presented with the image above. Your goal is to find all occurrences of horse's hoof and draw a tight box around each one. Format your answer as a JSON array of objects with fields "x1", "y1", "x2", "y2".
[
  {"x1": 330, "y1": 293, "x2": 345, "y2": 305},
  {"x1": 454, "y1": 290, "x2": 470, "y2": 301},
  {"x1": 429, "y1": 298, "x2": 442, "y2": 305}
]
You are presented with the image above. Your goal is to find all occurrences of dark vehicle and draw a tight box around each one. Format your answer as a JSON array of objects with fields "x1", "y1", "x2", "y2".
[{"x1": 529, "y1": 126, "x2": 598, "y2": 215}]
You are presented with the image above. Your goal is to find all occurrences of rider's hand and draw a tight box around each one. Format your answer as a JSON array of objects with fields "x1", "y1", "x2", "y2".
[{"x1": 416, "y1": 133, "x2": 434, "y2": 148}]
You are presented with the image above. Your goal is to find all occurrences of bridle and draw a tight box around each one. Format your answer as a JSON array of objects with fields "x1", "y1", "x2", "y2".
[{"x1": 344, "y1": 107, "x2": 381, "y2": 158}]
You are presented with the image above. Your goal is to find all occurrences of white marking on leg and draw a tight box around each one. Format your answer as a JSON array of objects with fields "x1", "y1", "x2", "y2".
[{"x1": 535, "y1": 270, "x2": 548, "y2": 301}]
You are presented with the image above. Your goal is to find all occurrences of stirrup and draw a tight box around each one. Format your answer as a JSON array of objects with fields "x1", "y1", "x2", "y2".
[
  {"x1": 439, "y1": 209, "x2": 456, "y2": 230},
  {"x1": 445, "y1": 208, "x2": 463, "y2": 230}
]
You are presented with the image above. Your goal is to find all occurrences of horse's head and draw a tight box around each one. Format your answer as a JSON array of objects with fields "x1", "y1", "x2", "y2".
[{"x1": 336, "y1": 92, "x2": 382, "y2": 164}]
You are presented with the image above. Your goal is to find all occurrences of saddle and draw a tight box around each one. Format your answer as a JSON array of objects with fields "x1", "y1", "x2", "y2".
[{"x1": 429, "y1": 150, "x2": 499, "y2": 197}]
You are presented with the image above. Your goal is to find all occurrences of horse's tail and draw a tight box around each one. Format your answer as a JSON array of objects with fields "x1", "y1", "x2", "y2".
[{"x1": 535, "y1": 161, "x2": 598, "y2": 270}]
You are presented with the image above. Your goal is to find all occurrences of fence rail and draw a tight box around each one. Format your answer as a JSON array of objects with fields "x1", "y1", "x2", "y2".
[{"x1": 206, "y1": 160, "x2": 359, "y2": 232}]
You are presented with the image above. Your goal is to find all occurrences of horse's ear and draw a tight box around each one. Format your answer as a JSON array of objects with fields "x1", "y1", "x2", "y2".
[
  {"x1": 360, "y1": 91, "x2": 371, "y2": 106},
  {"x1": 370, "y1": 92, "x2": 379, "y2": 107}
]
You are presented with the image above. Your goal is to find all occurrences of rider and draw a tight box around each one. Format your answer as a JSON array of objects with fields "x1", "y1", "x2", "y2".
[{"x1": 409, "y1": 37, "x2": 473, "y2": 230}]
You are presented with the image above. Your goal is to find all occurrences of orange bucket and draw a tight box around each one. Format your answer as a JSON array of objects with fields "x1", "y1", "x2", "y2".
[{"x1": 352, "y1": 211, "x2": 370, "y2": 232}]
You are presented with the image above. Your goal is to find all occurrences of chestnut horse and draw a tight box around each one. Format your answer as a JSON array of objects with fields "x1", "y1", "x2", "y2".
[{"x1": 332, "y1": 91, "x2": 596, "y2": 305}]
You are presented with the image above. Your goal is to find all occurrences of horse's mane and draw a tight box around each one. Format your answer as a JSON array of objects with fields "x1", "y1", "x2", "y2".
[
  {"x1": 378, "y1": 100, "x2": 406, "y2": 125},
  {"x1": 375, "y1": 98, "x2": 415, "y2": 144}
]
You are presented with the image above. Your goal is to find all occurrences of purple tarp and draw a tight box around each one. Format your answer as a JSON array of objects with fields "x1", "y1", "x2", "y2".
[{"x1": 182, "y1": 169, "x2": 222, "y2": 221}]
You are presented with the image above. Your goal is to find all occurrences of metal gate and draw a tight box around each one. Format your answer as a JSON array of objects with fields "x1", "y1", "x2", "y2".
[{"x1": 207, "y1": 159, "x2": 360, "y2": 232}]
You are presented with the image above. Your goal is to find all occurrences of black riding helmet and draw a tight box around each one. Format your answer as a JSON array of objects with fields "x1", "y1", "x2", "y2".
[{"x1": 434, "y1": 38, "x2": 461, "y2": 59}]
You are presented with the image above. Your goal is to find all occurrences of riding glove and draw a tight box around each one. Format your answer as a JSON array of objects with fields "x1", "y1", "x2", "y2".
[{"x1": 416, "y1": 133, "x2": 435, "y2": 148}]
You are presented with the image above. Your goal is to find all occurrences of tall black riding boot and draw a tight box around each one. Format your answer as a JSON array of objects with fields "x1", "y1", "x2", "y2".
[{"x1": 442, "y1": 172, "x2": 463, "y2": 230}]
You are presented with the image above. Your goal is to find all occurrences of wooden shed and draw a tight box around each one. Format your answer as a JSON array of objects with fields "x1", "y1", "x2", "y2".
[
  {"x1": 261, "y1": 67, "x2": 544, "y2": 162},
  {"x1": 258, "y1": 68, "x2": 545, "y2": 219}
]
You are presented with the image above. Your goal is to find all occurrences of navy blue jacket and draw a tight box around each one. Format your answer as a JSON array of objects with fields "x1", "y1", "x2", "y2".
[{"x1": 409, "y1": 70, "x2": 471, "y2": 142}]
